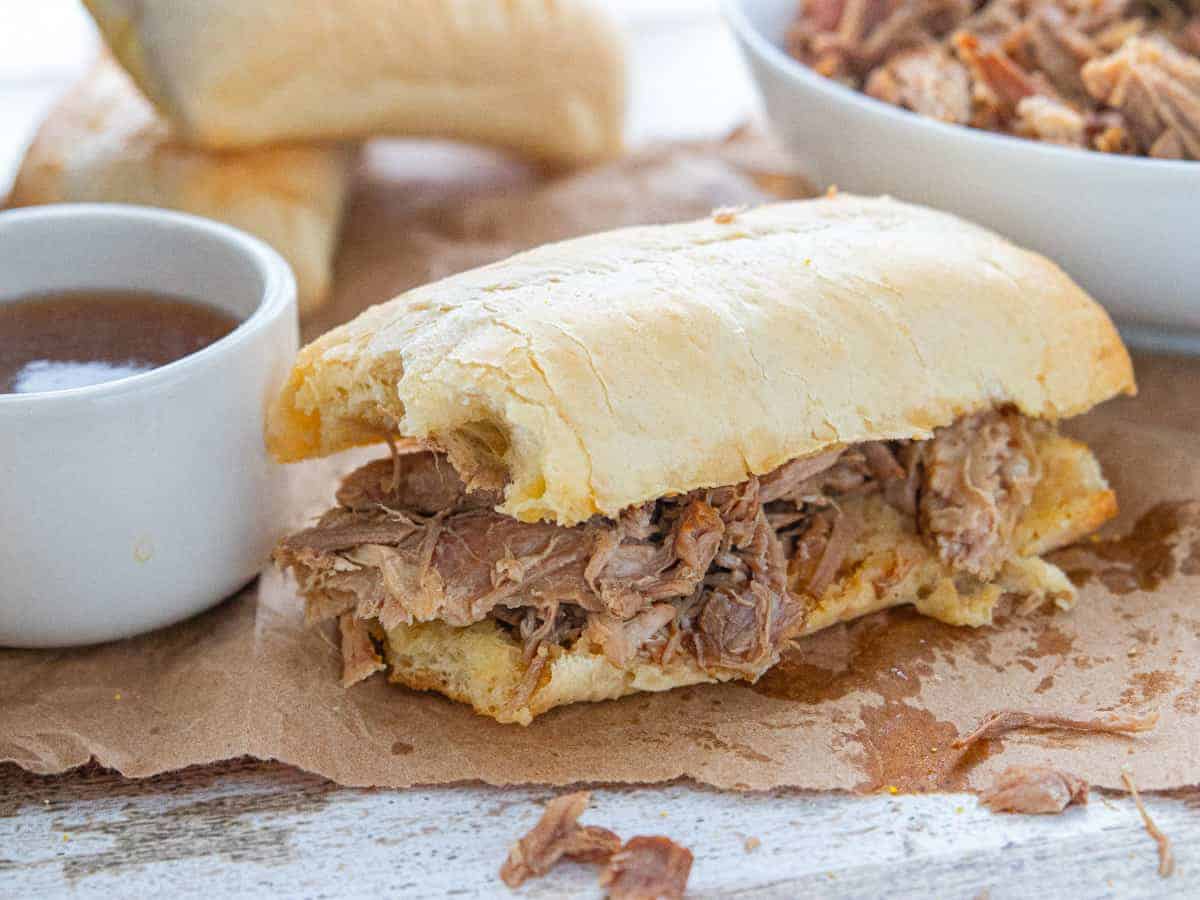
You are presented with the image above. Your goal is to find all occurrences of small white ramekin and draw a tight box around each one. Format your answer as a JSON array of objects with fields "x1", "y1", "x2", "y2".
[{"x1": 0, "y1": 204, "x2": 298, "y2": 647}]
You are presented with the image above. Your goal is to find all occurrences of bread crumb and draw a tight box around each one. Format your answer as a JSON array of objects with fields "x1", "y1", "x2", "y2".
[
  {"x1": 744, "y1": 836, "x2": 761, "y2": 852},
  {"x1": 712, "y1": 205, "x2": 745, "y2": 224},
  {"x1": 824, "y1": 185, "x2": 839, "y2": 198},
  {"x1": 1121, "y1": 766, "x2": 1174, "y2": 877}
]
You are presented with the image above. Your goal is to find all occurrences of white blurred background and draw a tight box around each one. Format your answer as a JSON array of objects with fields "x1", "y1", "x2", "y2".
[{"x1": 0, "y1": 0, "x2": 762, "y2": 190}]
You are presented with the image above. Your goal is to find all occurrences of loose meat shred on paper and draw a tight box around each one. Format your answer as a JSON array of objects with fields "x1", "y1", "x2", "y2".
[
  {"x1": 499, "y1": 791, "x2": 622, "y2": 888},
  {"x1": 979, "y1": 765, "x2": 1089, "y2": 813},
  {"x1": 599, "y1": 835, "x2": 694, "y2": 900},
  {"x1": 1121, "y1": 766, "x2": 1175, "y2": 878},
  {"x1": 952, "y1": 708, "x2": 1159, "y2": 749}
]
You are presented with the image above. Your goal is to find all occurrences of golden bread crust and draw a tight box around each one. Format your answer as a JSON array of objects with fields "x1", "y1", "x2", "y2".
[{"x1": 268, "y1": 195, "x2": 1134, "y2": 524}]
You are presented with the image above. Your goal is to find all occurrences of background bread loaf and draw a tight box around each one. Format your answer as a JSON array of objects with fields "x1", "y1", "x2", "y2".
[{"x1": 83, "y1": 0, "x2": 626, "y2": 166}]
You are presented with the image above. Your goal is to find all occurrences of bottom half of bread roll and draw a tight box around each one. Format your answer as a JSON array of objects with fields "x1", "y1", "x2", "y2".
[{"x1": 276, "y1": 408, "x2": 1116, "y2": 724}]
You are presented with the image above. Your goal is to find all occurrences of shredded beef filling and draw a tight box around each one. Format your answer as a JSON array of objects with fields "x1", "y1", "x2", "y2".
[
  {"x1": 788, "y1": 0, "x2": 1200, "y2": 159},
  {"x1": 277, "y1": 409, "x2": 1045, "y2": 680},
  {"x1": 919, "y1": 407, "x2": 1043, "y2": 578}
]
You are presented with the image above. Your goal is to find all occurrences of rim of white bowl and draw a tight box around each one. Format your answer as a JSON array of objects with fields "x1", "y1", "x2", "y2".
[
  {"x1": 722, "y1": 0, "x2": 1199, "y2": 176},
  {"x1": 0, "y1": 203, "x2": 296, "y2": 405}
]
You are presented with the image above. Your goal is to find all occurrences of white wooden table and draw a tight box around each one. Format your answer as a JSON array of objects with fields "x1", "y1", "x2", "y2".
[
  {"x1": 2, "y1": 4, "x2": 1197, "y2": 897},
  {"x1": 3, "y1": 760, "x2": 1196, "y2": 897}
]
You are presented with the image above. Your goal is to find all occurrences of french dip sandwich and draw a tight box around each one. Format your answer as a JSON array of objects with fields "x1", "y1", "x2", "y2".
[{"x1": 270, "y1": 194, "x2": 1135, "y2": 724}]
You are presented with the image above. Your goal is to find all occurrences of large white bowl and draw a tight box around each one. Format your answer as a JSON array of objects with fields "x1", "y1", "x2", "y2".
[{"x1": 725, "y1": 0, "x2": 1200, "y2": 334}]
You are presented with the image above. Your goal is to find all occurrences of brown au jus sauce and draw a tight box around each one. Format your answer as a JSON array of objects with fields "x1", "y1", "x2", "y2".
[{"x1": 0, "y1": 290, "x2": 240, "y2": 394}]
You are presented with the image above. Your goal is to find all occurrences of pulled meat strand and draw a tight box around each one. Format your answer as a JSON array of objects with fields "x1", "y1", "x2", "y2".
[
  {"x1": 336, "y1": 452, "x2": 499, "y2": 515},
  {"x1": 979, "y1": 765, "x2": 1089, "y2": 813},
  {"x1": 584, "y1": 604, "x2": 678, "y2": 668},
  {"x1": 758, "y1": 447, "x2": 846, "y2": 503},
  {"x1": 920, "y1": 410, "x2": 1042, "y2": 580},
  {"x1": 1016, "y1": 94, "x2": 1088, "y2": 143},
  {"x1": 952, "y1": 707, "x2": 1159, "y2": 749},
  {"x1": 884, "y1": 441, "x2": 922, "y2": 515},
  {"x1": 506, "y1": 645, "x2": 551, "y2": 715},
  {"x1": 866, "y1": 46, "x2": 975, "y2": 122},
  {"x1": 279, "y1": 407, "x2": 1050, "y2": 692},
  {"x1": 1121, "y1": 766, "x2": 1176, "y2": 878},
  {"x1": 862, "y1": 440, "x2": 907, "y2": 482},
  {"x1": 599, "y1": 836, "x2": 694, "y2": 900},
  {"x1": 338, "y1": 612, "x2": 385, "y2": 687},
  {"x1": 499, "y1": 791, "x2": 622, "y2": 888},
  {"x1": 787, "y1": 507, "x2": 862, "y2": 598},
  {"x1": 955, "y1": 30, "x2": 1043, "y2": 115}
]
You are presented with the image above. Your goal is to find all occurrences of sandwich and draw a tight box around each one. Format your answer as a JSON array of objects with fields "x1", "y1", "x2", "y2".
[
  {"x1": 269, "y1": 194, "x2": 1135, "y2": 725},
  {"x1": 8, "y1": 59, "x2": 352, "y2": 316},
  {"x1": 82, "y1": 0, "x2": 626, "y2": 167}
]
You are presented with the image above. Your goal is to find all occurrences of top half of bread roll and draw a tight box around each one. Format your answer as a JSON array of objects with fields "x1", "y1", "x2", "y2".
[
  {"x1": 266, "y1": 194, "x2": 1135, "y2": 526},
  {"x1": 82, "y1": 0, "x2": 626, "y2": 167}
]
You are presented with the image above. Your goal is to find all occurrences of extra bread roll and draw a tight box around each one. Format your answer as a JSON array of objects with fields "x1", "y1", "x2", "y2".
[
  {"x1": 8, "y1": 60, "x2": 352, "y2": 316},
  {"x1": 82, "y1": 0, "x2": 626, "y2": 166},
  {"x1": 268, "y1": 194, "x2": 1134, "y2": 526}
]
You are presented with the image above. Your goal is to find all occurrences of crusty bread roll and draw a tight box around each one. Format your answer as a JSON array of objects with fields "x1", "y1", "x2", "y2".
[
  {"x1": 381, "y1": 431, "x2": 1115, "y2": 724},
  {"x1": 267, "y1": 194, "x2": 1134, "y2": 526},
  {"x1": 82, "y1": 0, "x2": 626, "y2": 166},
  {"x1": 8, "y1": 60, "x2": 352, "y2": 317}
]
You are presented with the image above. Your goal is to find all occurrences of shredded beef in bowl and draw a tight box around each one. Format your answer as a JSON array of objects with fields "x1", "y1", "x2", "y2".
[{"x1": 786, "y1": 0, "x2": 1200, "y2": 159}]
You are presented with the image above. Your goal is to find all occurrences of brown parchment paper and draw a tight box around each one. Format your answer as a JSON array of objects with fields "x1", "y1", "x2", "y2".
[{"x1": 3, "y1": 135, "x2": 1199, "y2": 793}]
